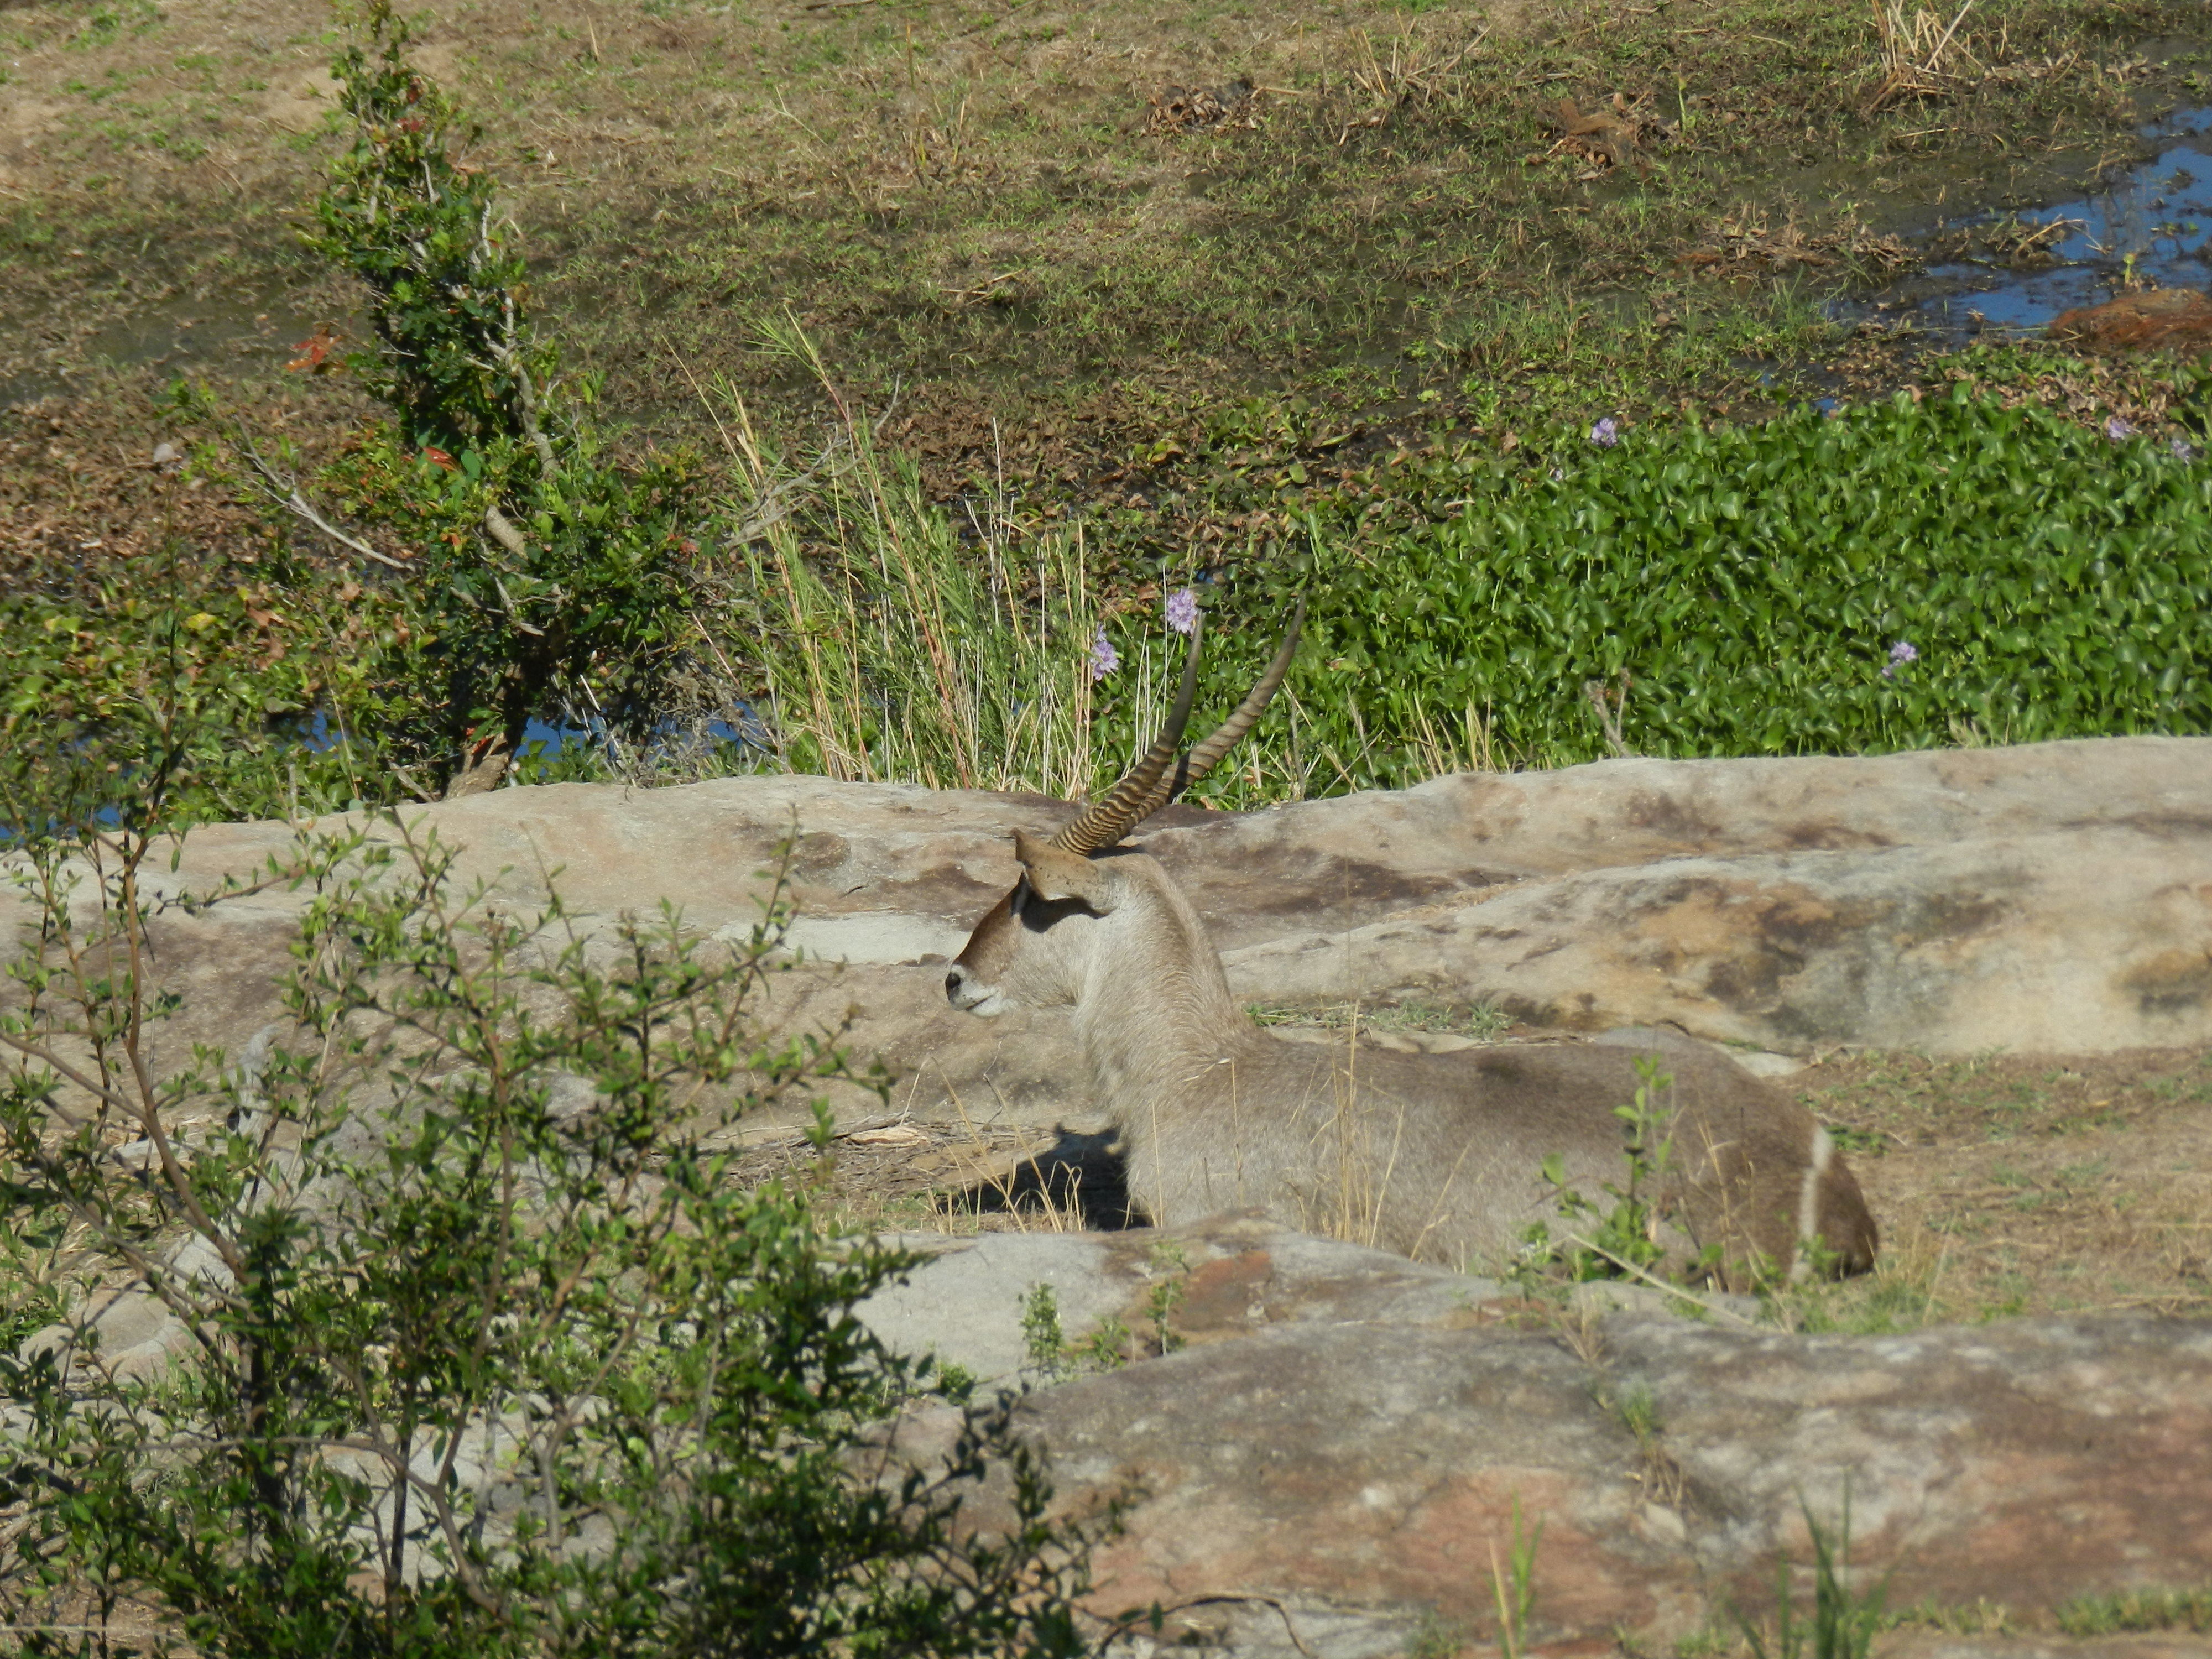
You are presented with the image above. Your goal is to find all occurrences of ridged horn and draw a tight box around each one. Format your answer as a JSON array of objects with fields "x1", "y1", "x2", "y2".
[
  {"x1": 1050, "y1": 617, "x2": 1205, "y2": 854},
  {"x1": 1128, "y1": 596, "x2": 1305, "y2": 824}
]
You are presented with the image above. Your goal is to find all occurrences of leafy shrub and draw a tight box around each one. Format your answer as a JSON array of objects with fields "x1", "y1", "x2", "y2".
[
  {"x1": 1519, "y1": 1056, "x2": 1680, "y2": 1285},
  {"x1": 0, "y1": 696, "x2": 1110, "y2": 1657},
  {"x1": 208, "y1": 0, "x2": 706, "y2": 792},
  {"x1": 2, "y1": 548, "x2": 377, "y2": 831}
]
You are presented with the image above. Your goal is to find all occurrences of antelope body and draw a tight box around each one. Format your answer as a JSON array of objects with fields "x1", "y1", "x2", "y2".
[{"x1": 945, "y1": 612, "x2": 1877, "y2": 1286}]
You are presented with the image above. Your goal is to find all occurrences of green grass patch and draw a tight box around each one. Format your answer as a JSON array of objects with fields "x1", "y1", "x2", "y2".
[
  {"x1": 2057, "y1": 1584, "x2": 2212, "y2": 1636},
  {"x1": 1173, "y1": 383, "x2": 2212, "y2": 789}
]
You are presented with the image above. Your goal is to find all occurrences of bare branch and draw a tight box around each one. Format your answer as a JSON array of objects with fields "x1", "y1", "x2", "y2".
[
  {"x1": 489, "y1": 287, "x2": 560, "y2": 478},
  {"x1": 239, "y1": 440, "x2": 415, "y2": 572},
  {"x1": 481, "y1": 502, "x2": 532, "y2": 560},
  {"x1": 1584, "y1": 671, "x2": 1637, "y2": 759},
  {"x1": 3, "y1": 1135, "x2": 249, "y2": 1323},
  {"x1": 490, "y1": 574, "x2": 545, "y2": 638},
  {"x1": 0, "y1": 1028, "x2": 144, "y2": 1118}
]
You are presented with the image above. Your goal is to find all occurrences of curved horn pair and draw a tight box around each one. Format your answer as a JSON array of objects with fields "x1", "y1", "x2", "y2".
[{"x1": 1051, "y1": 596, "x2": 1305, "y2": 856}]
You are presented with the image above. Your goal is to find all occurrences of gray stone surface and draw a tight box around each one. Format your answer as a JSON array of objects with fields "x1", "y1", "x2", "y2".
[
  {"x1": 10, "y1": 738, "x2": 2206, "y2": 1156},
  {"x1": 878, "y1": 1224, "x2": 2212, "y2": 1658},
  {"x1": 19, "y1": 1209, "x2": 2210, "y2": 1654},
  {"x1": 24, "y1": 1287, "x2": 199, "y2": 1386},
  {"x1": 12, "y1": 739, "x2": 2212, "y2": 1648},
  {"x1": 854, "y1": 1211, "x2": 1520, "y2": 1386},
  {"x1": 857, "y1": 1232, "x2": 1123, "y2": 1383}
]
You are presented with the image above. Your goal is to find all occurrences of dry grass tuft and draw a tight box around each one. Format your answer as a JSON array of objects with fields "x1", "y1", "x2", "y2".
[
  {"x1": 1865, "y1": 0, "x2": 1986, "y2": 112},
  {"x1": 1794, "y1": 1046, "x2": 2212, "y2": 1323}
]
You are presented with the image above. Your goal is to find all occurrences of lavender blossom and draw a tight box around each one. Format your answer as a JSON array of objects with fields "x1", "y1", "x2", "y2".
[
  {"x1": 1165, "y1": 586, "x2": 1199, "y2": 636},
  {"x1": 2173, "y1": 436, "x2": 2197, "y2": 461},
  {"x1": 2105, "y1": 415, "x2": 2136, "y2": 442},
  {"x1": 1089, "y1": 624, "x2": 1119, "y2": 682},
  {"x1": 1589, "y1": 417, "x2": 1621, "y2": 448},
  {"x1": 1881, "y1": 639, "x2": 1919, "y2": 680}
]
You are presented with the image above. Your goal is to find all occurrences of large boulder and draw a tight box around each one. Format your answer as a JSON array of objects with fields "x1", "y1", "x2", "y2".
[
  {"x1": 28, "y1": 1208, "x2": 2211, "y2": 1653},
  {"x1": 9, "y1": 737, "x2": 2209, "y2": 1134},
  {"x1": 873, "y1": 1218, "x2": 2212, "y2": 1657}
]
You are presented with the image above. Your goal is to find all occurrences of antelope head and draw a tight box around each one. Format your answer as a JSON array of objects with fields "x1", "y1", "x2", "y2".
[{"x1": 945, "y1": 602, "x2": 1303, "y2": 1018}]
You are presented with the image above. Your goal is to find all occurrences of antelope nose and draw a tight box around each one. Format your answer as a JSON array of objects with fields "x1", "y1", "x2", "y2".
[{"x1": 944, "y1": 966, "x2": 968, "y2": 1005}]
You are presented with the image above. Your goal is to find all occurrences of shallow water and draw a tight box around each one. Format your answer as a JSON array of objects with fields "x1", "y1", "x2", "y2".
[
  {"x1": 0, "y1": 290, "x2": 326, "y2": 411},
  {"x1": 1846, "y1": 105, "x2": 2212, "y2": 336}
]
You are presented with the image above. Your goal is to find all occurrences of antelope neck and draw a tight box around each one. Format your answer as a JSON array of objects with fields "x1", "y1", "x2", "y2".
[{"x1": 1070, "y1": 880, "x2": 1271, "y2": 1113}]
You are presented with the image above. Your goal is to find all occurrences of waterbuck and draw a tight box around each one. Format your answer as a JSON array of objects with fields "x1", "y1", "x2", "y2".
[{"x1": 944, "y1": 609, "x2": 1877, "y2": 1286}]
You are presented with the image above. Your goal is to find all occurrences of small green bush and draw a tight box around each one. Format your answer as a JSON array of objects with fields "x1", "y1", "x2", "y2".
[
  {"x1": 156, "y1": 0, "x2": 710, "y2": 796},
  {"x1": 1518, "y1": 1056, "x2": 1682, "y2": 1286},
  {"x1": 0, "y1": 694, "x2": 1111, "y2": 1657},
  {"x1": 3, "y1": 549, "x2": 378, "y2": 830}
]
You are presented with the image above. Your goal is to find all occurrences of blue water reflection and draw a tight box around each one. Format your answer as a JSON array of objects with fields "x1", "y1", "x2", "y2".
[{"x1": 1848, "y1": 106, "x2": 2211, "y2": 336}]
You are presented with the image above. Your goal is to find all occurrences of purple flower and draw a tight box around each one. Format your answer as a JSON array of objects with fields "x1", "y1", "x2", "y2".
[
  {"x1": 1881, "y1": 639, "x2": 1918, "y2": 680},
  {"x1": 1088, "y1": 624, "x2": 1119, "y2": 682},
  {"x1": 2105, "y1": 416, "x2": 2136, "y2": 442},
  {"x1": 1165, "y1": 586, "x2": 1199, "y2": 636},
  {"x1": 1589, "y1": 417, "x2": 1620, "y2": 447},
  {"x1": 2173, "y1": 436, "x2": 2197, "y2": 461}
]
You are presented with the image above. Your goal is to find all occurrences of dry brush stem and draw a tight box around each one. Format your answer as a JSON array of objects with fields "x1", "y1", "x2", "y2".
[{"x1": 1866, "y1": 0, "x2": 1983, "y2": 112}]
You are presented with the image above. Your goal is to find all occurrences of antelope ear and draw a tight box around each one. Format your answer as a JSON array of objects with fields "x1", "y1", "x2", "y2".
[{"x1": 1012, "y1": 829, "x2": 1119, "y2": 912}]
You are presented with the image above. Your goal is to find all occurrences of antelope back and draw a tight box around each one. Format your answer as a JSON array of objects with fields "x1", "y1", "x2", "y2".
[{"x1": 1117, "y1": 1024, "x2": 1876, "y2": 1290}]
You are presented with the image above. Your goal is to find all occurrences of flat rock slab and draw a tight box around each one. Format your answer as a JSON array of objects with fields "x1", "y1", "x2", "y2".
[
  {"x1": 882, "y1": 1225, "x2": 2212, "y2": 1657},
  {"x1": 1220, "y1": 824, "x2": 2212, "y2": 1055},
  {"x1": 858, "y1": 1232, "x2": 1134, "y2": 1384},
  {"x1": 857, "y1": 1211, "x2": 1530, "y2": 1385},
  {"x1": 1605, "y1": 1316, "x2": 2212, "y2": 1615},
  {"x1": 27, "y1": 1213, "x2": 2210, "y2": 1656},
  {"x1": 12, "y1": 738, "x2": 2208, "y2": 1139},
  {"x1": 1887, "y1": 1640, "x2": 2212, "y2": 1659}
]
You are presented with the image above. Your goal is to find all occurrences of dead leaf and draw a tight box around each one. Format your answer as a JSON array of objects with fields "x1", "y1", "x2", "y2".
[
  {"x1": 848, "y1": 1124, "x2": 930, "y2": 1147},
  {"x1": 285, "y1": 326, "x2": 342, "y2": 374},
  {"x1": 1146, "y1": 82, "x2": 1262, "y2": 135},
  {"x1": 1541, "y1": 92, "x2": 1666, "y2": 177}
]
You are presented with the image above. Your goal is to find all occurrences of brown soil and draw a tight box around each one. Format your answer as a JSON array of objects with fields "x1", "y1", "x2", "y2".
[
  {"x1": 1796, "y1": 1045, "x2": 2212, "y2": 1322},
  {"x1": 2049, "y1": 286, "x2": 2212, "y2": 355},
  {"x1": 0, "y1": 379, "x2": 368, "y2": 596}
]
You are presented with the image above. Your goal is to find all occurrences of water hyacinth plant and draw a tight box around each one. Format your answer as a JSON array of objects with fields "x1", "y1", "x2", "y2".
[
  {"x1": 1207, "y1": 385, "x2": 2212, "y2": 784},
  {"x1": 1089, "y1": 625, "x2": 1120, "y2": 682},
  {"x1": 713, "y1": 383, "x2": 2212, "y2": 805}
]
